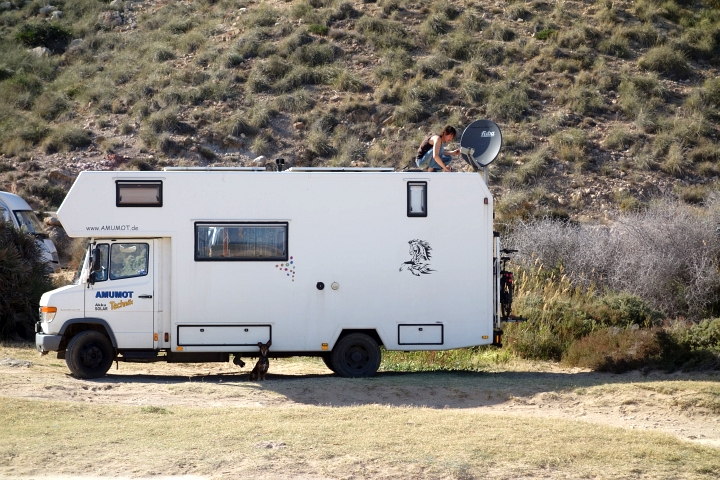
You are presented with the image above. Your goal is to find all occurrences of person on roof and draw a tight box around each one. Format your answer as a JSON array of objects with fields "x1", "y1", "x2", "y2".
[{"x1": 415, "y1": 125, "x2": 460, "y2": 172}]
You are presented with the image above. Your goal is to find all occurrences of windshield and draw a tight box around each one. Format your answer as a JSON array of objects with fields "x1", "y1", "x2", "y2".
[
  {"x1": 73, "y1": 246, "x2": 89, "y2": 285},
  {"x1": 14, "y1": 210, "x2": 46, "y2": 235}
]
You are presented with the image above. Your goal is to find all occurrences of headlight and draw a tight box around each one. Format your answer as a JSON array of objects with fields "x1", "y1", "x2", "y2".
[{"x1": 40, "y1": 306, "x2": 57, "y2": 323}]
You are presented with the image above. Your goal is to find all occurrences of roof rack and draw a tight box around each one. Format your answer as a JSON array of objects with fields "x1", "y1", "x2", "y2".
[
  {"x1": 285, "y1": 167, "x2": 394, "y2": 172},
  {"x1": 163, "y1": 167, "x2": 266, "y2": 171}
]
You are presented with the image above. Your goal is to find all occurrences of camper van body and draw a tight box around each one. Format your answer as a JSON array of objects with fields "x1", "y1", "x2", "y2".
[
  {"x1": 36, "y1": 170, "x2": 500, "y2": 378},
  {"x1": 0, "y1": 191, "x2": 61, "y2": 273}
]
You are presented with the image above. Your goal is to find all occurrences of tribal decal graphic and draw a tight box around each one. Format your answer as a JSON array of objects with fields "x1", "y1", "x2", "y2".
[{"x1": 399, "y1": 239, "x2": 435, "y2": 276}]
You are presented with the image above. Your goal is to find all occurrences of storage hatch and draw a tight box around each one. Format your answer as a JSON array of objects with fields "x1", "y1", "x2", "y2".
[
  {"x1": 177, "y1": 325, "x2": 271, "y2": 346},
  {"x1": 398, "y1": 324, "x2": 443, "y2": 345}
]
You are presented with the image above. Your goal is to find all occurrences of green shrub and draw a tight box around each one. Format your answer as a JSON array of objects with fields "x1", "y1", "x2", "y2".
[
  {"x1": 33, "y1": 91, "x2": 70, "y2": 121},
  {"x1": 558, "y1": 84, "x2": 603, "y2": 115},
  {"x1": 484, "y1": 24, "x2": 515, "y2": 42},
  {"x1": 485, "y1": 80, "x2": 530, "y2": 122},
  {"x1": 535, "y1": 28, "x2": 558, "y2": 40},
  {"x1": 438, "y1": 31, "x2": 477, "y2": 61},
  {"x1": 332, "y1": 69, "x2": 366, "y2": 92},
  {"x1": 274, "y1": 90, "x2": 315, "y2": 113},
  {"x1": 16, "y1": 22, "x2": 71, "y2": 53},
  {"x1": 44, "y1": 127, "x2": 92, "y2": 153},
  {"x1": 243, "y1": 3, "x2": 279, "y2": 28},
  {"x1": 24, "y1": 181, "x2": 67, "y2": 208},
  {"x1": 296, "y1": 43, "x2": 336, "y2": 66},
  {"x1": 308, "y1": 24, "x2": 329, "y2": 36},
  {"x1": 422, "y1": 14, "x2": 451, "y2": 36},
  {"x1": 639, "y1": 45, "x2": 691, "y2": 78},
  {"x1": 461, "y1": 9, "x2": 485, "y2": 32},
  {"x1": 0, "y1": 221, "x2": 54, "y2": 340},
  {"x1": 598, "y1": 30, "x2": 629, "y2": 57},
  {"x1": 604, "y1": 127, "x2": 637, "y2": 150},
  {"x1": 563, "y1": 328, "x2": 662, "y2": 372},
  {"x1": 393, "y1": 100, "x2": 429, "y2": 125}
]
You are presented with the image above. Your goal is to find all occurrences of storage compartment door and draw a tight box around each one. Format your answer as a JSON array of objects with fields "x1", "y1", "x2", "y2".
[
  {"x1": 398, "y1": 324, "x2": 443, "y2": 345},
  {"x1": 178, "y1": 325, "x2": 271, "y2": 346}
]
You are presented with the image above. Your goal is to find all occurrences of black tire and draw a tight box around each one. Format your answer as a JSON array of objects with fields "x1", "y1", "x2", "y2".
[
  {"x1": 65, "y1": 331, "x2": 115, "y2": 379},
  {"x1": 321, "y1": 353, "x2": 336, "y2": 373},
  {"x1": 330, "y1": 333, "x2": 381, "y2": 378}
]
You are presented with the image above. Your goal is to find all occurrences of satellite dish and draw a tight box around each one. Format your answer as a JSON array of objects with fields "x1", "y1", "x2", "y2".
[{"x1": 459, "y1": 120, "x2": 502, "y2": 170}]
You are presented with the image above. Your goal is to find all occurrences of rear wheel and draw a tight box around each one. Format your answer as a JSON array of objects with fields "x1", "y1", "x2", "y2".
[
  {"x1": 330, "y1": 333, "x2": 381, "y2": 378},
  {"x1": 66, "y1": 331, "x2": 115, "y2": 379}
]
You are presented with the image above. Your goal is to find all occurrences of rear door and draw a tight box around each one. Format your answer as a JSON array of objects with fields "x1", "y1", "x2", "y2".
[{"x1": 85, "y1": 240, "x2": 155, "y2": 348}]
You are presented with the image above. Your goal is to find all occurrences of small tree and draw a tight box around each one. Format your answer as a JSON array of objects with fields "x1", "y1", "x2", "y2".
[{"x1": 0, "y1": 221, "x2": 54, "y2": 340}]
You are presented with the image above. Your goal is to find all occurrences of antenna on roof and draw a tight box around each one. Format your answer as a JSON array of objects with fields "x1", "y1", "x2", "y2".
[{"x1": 459, "y1": 119, "x2": 503, "y2": 184}]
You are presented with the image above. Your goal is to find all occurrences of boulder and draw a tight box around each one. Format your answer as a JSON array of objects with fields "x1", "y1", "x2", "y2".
[
  {"x1": 44, "y1": 216, "x2": 62, "y2": 227},
  {"x1": 0, "y1": 2, "x2": 13, "y2": 11},
  {"x1": 98, "y1": 11, "x2": 123, "y2": 28},
  {"x1": 47, "y1": 169, "x2": 74, "y2": 183},
  {"x1": 50, "y1": 10, "x2": 62, "y2": 19},
  {"x1": 30, "y1": 47, "x2": 51, "y2": 58},
  {"x1": 38, "y1": 5, "x2": 57, "y2": 15}
]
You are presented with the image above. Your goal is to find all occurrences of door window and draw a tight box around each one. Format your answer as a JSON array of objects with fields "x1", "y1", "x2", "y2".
[{"x1": 110, "y1": 243, "x2": 149, "y2": 280}]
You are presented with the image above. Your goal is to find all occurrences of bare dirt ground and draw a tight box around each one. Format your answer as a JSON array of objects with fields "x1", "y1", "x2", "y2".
[{"x1": 1, "y1": 347, "x2": 719, "y2": 451}]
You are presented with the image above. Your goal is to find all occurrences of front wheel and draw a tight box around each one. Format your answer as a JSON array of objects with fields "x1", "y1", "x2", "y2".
[
  {"x1": 66, "y1": 331, "x2": 115, "y2": 379},
  {"x1": 330, "y1": 333, "x2": 381, "y2": 378}
]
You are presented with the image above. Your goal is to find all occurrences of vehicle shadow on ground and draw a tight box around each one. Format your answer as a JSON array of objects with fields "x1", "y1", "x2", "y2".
[{"x1": 89, "y1": 368, "x2": 712, "y2": 409}]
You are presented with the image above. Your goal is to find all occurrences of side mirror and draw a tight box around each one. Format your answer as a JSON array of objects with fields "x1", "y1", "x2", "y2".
[{"x1": 91, "y1": 248, "x2": 102, "y2": 273}]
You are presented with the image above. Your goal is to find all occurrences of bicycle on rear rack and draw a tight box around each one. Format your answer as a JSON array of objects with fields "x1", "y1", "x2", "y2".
[{"x1": 499, "y1": 249, "x2": 524, "y2": 323}]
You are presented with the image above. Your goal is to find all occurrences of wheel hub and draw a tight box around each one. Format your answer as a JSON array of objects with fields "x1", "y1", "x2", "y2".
[{"x1": 81, "y1": 346, "x2": 103, "y2": 368}]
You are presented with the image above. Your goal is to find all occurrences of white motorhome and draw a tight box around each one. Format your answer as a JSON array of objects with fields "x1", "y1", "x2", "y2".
[
  {"x1": 0, "y1": 191, "x2": 61, "y2": 273},
  {"x1": 36, "y1": 167, "x2": 508, "y2": 378}
]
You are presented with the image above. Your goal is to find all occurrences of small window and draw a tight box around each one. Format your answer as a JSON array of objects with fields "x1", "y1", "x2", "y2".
[
  {"x1": 110, "y1": 243, "x2": 149, "y2": 280},
  {"x1": 407, "y1": 182, "x2": 427, "y2": 217},
  {"x1": 195, "y1": 223, "x2": 288, "y2": 261},
  {"x1": 92, "y1": 244, "x2": 109, "y2": 282},
  {"x1": 116, "y1": 181, "x2": 162, "y2": 207}
]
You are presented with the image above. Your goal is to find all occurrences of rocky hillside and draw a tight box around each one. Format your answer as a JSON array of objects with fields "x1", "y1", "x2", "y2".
[{"x1": 1, "y1": 0, "x2": 719, "y2": 225}]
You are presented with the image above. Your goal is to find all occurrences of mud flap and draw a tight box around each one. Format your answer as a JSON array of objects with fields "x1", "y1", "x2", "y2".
[{"x1": 492, "y1": 328, "x2": 503, "y2": 348}]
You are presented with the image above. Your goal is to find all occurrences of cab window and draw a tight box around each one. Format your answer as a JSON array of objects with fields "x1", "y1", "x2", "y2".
[{"x1": 110, "y1": 243, "x2": 149, "y2": 280}]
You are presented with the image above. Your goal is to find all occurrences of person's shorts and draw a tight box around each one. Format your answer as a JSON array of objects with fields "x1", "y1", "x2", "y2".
[{"x1": 416, "y1": 149, "x2": 453, "y2": 170}]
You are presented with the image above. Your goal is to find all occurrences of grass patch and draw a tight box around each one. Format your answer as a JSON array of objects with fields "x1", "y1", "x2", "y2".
[
  {"x1": 2, "y1": 398, "x2": 719, "y2": 478},
  {"x1": 638, "y1": 45, "x2": 691, "y2": 78}
]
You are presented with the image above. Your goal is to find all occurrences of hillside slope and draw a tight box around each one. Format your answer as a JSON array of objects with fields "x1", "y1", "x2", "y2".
[{"x1": 0, "y1": 0, "x2": 719, "y2": 223}]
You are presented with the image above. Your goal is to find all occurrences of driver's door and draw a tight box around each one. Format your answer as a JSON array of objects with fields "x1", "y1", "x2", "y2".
[{"x1": 85, "y1": 241, "x2": 155, "y2": 349}]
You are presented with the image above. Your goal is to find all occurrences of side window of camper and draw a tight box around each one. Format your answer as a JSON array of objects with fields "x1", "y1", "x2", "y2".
[
  {"x1": 116, "y1": 181, "x2": 162, "y2": 207},
  {"x1": 110, "y1": 243, "x2": 149, "y2": 280},
  {"x1": 93, "y1": 244, "x2": 109, "y2": 282},
  {"x1": 195, "y1": 223, "x2": 288, "y2": 261},
  {"x1": 407, "y1": 181, "x2": 427, "y2": 217}
]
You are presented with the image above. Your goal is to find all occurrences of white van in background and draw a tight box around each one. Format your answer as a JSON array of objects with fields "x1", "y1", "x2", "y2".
[{"x1": 0, "y1": 191, "x2": 61, "y2": 273}]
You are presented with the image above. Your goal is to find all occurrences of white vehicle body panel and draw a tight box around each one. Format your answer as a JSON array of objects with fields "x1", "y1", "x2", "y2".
[{"x1": 43, "y1": 171, "x2": 495, "y2": 353}]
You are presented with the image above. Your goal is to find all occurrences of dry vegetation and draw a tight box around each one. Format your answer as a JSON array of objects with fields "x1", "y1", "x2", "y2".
[
  {"x1": 0, "y1": 0, "x2": 718, "y2": 222},
  {"x1": 1, "y1": 342, "x2": 719, "y2": 479}
]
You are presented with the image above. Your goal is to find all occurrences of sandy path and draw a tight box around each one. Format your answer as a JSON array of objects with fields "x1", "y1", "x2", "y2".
[{"x1": 1, "y1": 356, "x2": 718, "y2": 449}]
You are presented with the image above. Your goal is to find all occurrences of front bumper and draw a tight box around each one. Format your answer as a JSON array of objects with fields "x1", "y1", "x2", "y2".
[{"x1": 36, "y1": 333, "x2": 62, "y2": 352}]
